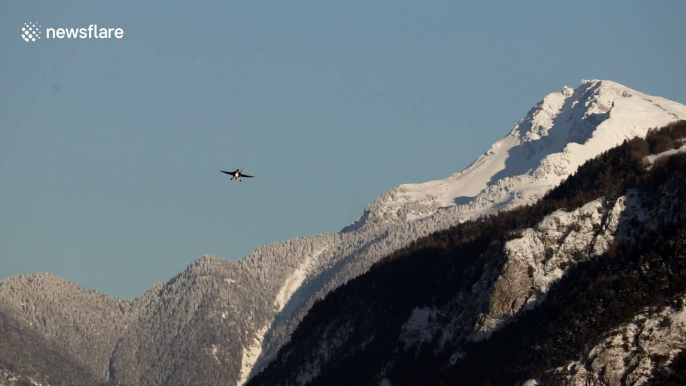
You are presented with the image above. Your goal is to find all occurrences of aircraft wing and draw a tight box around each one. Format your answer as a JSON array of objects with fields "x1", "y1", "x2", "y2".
[
  {"x1": 220, "y1": 170, "x2": 234, "y2": 175},
  {"x1": 241, "y1": 173, "x2": 254, "y2": 178}
]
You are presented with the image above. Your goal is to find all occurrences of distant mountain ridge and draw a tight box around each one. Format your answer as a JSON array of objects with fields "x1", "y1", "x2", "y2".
[{"x1": 1, "y1": 80, "x2": 685, "y2": 385}]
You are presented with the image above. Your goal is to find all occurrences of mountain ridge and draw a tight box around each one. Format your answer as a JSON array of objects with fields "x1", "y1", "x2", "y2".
[
  {"x1": 249, "y1": 122, "x2": 686, "y2": 385},
  {"x1": 355, "y1": 79, "x2": 686, "y2": 229},
  {"x1": 1, "y1": 80, "x2": 685, "y2": 385}
]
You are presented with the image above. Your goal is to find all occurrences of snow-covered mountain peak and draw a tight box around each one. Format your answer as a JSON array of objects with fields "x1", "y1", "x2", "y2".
[{"x1": 352, "y1": 80, "x2": 686, "y2": 229}]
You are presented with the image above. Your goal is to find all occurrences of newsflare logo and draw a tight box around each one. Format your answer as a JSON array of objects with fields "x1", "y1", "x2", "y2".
[
  {"x1": 21, "y1": 22, "x2": 124, "y2": 42},
  {"x1": 21, "y1": 22, "x2": 41, "y2": 42}
]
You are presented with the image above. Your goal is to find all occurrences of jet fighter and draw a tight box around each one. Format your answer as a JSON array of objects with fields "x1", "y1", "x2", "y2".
[{"x1": 220, "y1": 169, "x2": 254, "y2": 182}]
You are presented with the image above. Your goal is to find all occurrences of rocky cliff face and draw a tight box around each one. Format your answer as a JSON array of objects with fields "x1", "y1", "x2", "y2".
[{"x1": 556, "y1": 302, "x2": 686, "y2": 386}]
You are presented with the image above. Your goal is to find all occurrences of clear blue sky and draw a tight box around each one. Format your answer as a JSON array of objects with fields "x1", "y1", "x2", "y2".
[{"x1": 2, "y1": 1, "x2": 685, "y2": 298}]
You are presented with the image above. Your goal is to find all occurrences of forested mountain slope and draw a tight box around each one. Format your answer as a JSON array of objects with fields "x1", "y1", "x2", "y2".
[
  {"x1": 249, "y1": 121, "x2": 686, "y2": 386},
  {"x1": 1, "y1": 82, "x2": 685, "y2": 385}
]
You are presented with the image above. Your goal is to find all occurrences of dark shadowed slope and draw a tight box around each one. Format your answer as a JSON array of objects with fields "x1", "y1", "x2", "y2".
[{"x1": 249, "y1": 122, "x2": 686, "y2": 386}]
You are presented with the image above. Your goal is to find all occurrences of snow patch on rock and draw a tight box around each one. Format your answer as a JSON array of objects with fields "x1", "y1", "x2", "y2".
[
  {"x1": 238, "y1": 325, "x2": 268, "y2": 386},
  {"x1": 274, "y1": 247, "x2": 329, "y2": 314},
  {"x1": 399, "y1": 306, "x2": 439, "y2": 349}
]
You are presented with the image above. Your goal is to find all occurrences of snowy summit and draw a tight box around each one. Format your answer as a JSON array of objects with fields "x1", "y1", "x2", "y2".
[{"x1": 355, "y1": 80, "x2": 686, "y2": 228}]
